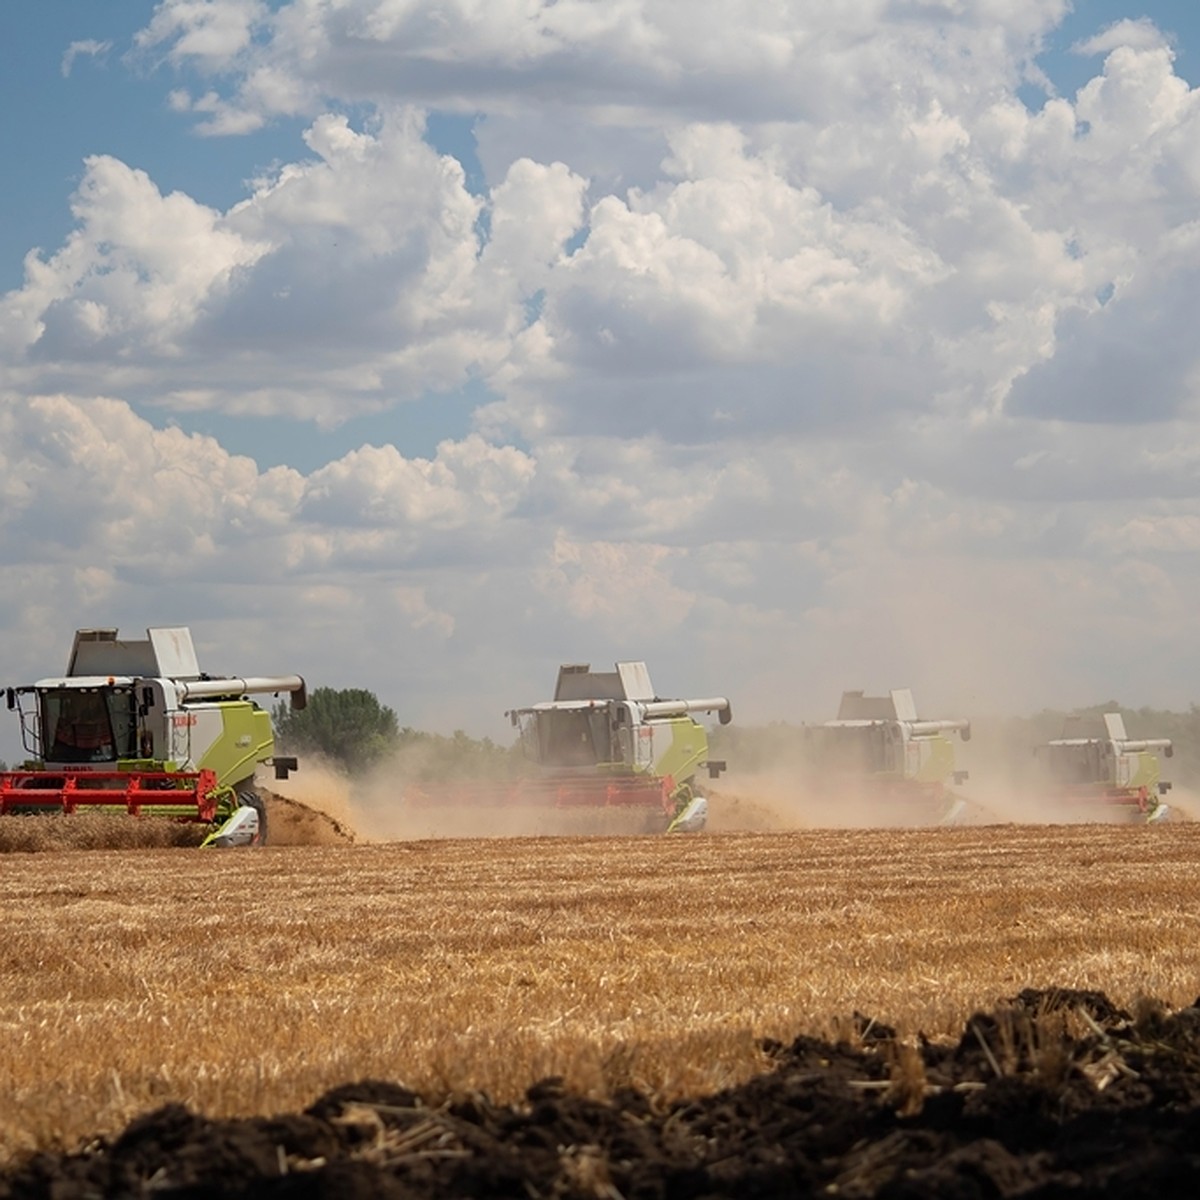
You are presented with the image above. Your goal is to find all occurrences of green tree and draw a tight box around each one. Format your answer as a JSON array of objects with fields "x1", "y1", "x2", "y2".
[{"x1": 273, "y1": 687, "x2": 399, "y2": 773}]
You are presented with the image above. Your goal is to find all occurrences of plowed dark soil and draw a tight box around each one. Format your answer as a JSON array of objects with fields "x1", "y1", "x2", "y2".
[{"x1": 5, "y1": 988, "x2": 1199, "y2": 1199}]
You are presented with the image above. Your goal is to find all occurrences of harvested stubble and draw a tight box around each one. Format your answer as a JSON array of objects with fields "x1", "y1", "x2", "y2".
[
  {"x1": 0, "y1": 813, "x2": 205, "y2": 852},
  {"x1": 2, "y1": 822, "x2": 1200, "y2": 1162},
  {"x1": 0, "y1": 792, "x2": 348, "y2": 854}
]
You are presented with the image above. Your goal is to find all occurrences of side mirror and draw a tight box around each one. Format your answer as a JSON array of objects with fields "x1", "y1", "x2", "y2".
[
  {"x1": 272, "y1": 756, "x2": 299, "y2": 780},
  {"x1": 141, "y1": 686, "x2": 155, "y2": 709},
  {"x1": 5, "y1": 688, "x2": 14, "y2": 711}
]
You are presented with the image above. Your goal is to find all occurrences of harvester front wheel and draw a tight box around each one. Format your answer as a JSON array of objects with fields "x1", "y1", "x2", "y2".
[{"x1": 238, "y1": 789, "x2": 268, "y2": 847}]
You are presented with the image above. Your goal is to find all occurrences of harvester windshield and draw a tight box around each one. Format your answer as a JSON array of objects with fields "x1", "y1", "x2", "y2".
[
  {"x1": 815, "y1": 726, "x2": 895, "y2": 775},
  {"x1": 525, "y1": 707, "x2": 613, "y2": 768},
  {"x1": 41, "y1": 686, "x2": 137, "y2": 764},
  {"x1": 1038, "y1": 743, "x2": 1107, "y2": 786}
]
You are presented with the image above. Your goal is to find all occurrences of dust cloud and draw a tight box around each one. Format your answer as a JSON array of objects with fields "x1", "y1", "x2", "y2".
[
  {"x1": 264, "y1": 714, "x2": 1190, "y2": 842},
  {"x1": 263, "y1": 598, "x2": 1193, "y2": 838},
  {"x1": 262, "y1": 555, "x2": 1197, "y2": 838},
  {"x1": 702, "y1": 713, "x2": 1189, "y2": 831},
  {"x1": 263, "y1": 746, "x2": 669, "y2": 841},
  {"x1": 698, "y1": 541, "x2": 1198, "y2": 829}
]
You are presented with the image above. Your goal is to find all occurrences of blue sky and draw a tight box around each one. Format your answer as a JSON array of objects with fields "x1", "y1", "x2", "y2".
[
  {"x1": 1, "y1": 2, "x2": 491, "y2": 465},
  {"x1": 4, "y1": 0, "x2": 1200, "y2": 753},
  {"x1": 0, "y1": 5, "x2": 493, "y2": 294},
  {"x1": 1048, "y1": 1, "x2": 1200, "y2": 86},
  {"x1": 2, "y1": 4, "x2": 289, "y2": 287}
]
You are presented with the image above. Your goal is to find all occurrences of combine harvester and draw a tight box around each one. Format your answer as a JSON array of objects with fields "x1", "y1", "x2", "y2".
[
  {"x1": 0, "y1": 627, "x2": 305, "y2": 846},
  {"x1": 408, "y1": 661, "x2": 732, "y2": 834},
  {"x1": 809, "y1": 689, "x2": 972, "y2": 825},
  {"x1": 1034, "y1": 712, "x2": 1173, "y2": 823}
]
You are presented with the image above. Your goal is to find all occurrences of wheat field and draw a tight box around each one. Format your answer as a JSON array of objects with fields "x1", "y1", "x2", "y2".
[{"x1": 2, "y1": 821, "x2": 1199, "y2": 1162}]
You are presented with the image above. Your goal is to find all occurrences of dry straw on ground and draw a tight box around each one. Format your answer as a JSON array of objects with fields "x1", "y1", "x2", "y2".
[
  {"x1": 0, "y1": 792, "x2": 351, "y2": 854},
  {"x1": 2, "y1": 821, "x2": 1199, "y2": 1161},
  {"x1": 0, "y1": 812, "x2": 206, "y2": 852}
]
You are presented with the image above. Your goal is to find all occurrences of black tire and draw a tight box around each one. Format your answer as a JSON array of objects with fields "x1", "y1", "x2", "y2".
[{"x1": 237, "y1": 788, "x2": 268, "y2": 847}]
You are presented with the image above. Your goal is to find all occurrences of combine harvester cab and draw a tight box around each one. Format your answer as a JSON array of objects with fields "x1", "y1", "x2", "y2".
[
  {"x1": 1034, "y1": 712, "x2": 1172, "y2": 824},
  {"x1": 0, "y1": 627, "x2": 306, "y2": 847},
  {"x1": 409, "y1": 662, "x2": 732, "y2": 834},
  {"x1": 812, "y1": 689, "x2": 972, "y2": 826}
]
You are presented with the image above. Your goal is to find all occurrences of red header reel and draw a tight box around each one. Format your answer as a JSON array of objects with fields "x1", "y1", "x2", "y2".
[{"x1": 0, "y1": 770, "x2": 219, "y2": 822}]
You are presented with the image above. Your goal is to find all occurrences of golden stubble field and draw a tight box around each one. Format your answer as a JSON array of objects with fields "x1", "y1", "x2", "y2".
[{"x1": 3, "y1": 822, "x2": 1200, "y2": 1163}]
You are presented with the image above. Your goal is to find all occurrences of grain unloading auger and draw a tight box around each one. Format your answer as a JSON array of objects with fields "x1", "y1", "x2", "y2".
[
  {"x1": 0, "y1": 627, "x2": 306, "y2": 847},
  {"x1": 810, "y1": 689, "x2": 972, "y2": 826},
  {"x1": 1034, "y1": 712, "x2": 1172, "y2": 823},
  {"x1": 408, "y1": 662, "x2": 732, "y2": 833}
]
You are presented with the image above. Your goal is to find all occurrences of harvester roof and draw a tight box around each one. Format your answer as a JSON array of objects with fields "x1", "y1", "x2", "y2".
[
  {"x1": 553, "y1": 662, "x2": 656, "y2": 703},
  {"x1": 826, "y1": 689, "x2": 970, "y2": 740},
  {"x1": 1051, "y1": 712, "x2": 1128, "y2": 744},
  {"x1": 66, "y1": 627, "x2": 202, "y2": 681},
  {"x1": 835, "y1": 689, "x2": 919, "y2": 722},
  {"x1": 513, "y1": 664, "x2": 730, "y2": 725},
  {"x1": 31, "y1": 628, "x2": 307, "y2": 710},
  {"x1": 1047, "y1": 712, "x2": 1171, "y2": 755},
  {"x1": 34, "y1": 674, "x2": 139, "y2": 690}
]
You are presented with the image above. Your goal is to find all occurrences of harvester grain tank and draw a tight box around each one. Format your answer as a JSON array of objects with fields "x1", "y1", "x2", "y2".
[
  {"x1": 1034, "y1": 712, "x2": 1172, "y2": 823},
  {"x1": 408, "y1": 661, "x2": 732, "y2": 833},
  {"x1": 812, "y1": 688, "x2": 971, "y2": 825},
  {"x1": 0, "y1": 627, "x2": 306, "y2": 846}
]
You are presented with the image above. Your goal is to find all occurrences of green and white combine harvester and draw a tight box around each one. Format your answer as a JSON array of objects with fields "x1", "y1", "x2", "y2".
[
  {"x1": 0, "y1": 627, "x2": 305, "y2": 846},
  {"x1": 811, "y1": 688, "x2": 972, "y2": 825},
  {"x1": 409, "y1": 661, "x2": 732, "y2": 833},
  {"x1": 1034, "y1": 712, "x2": 1172, "y2": 823}
]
